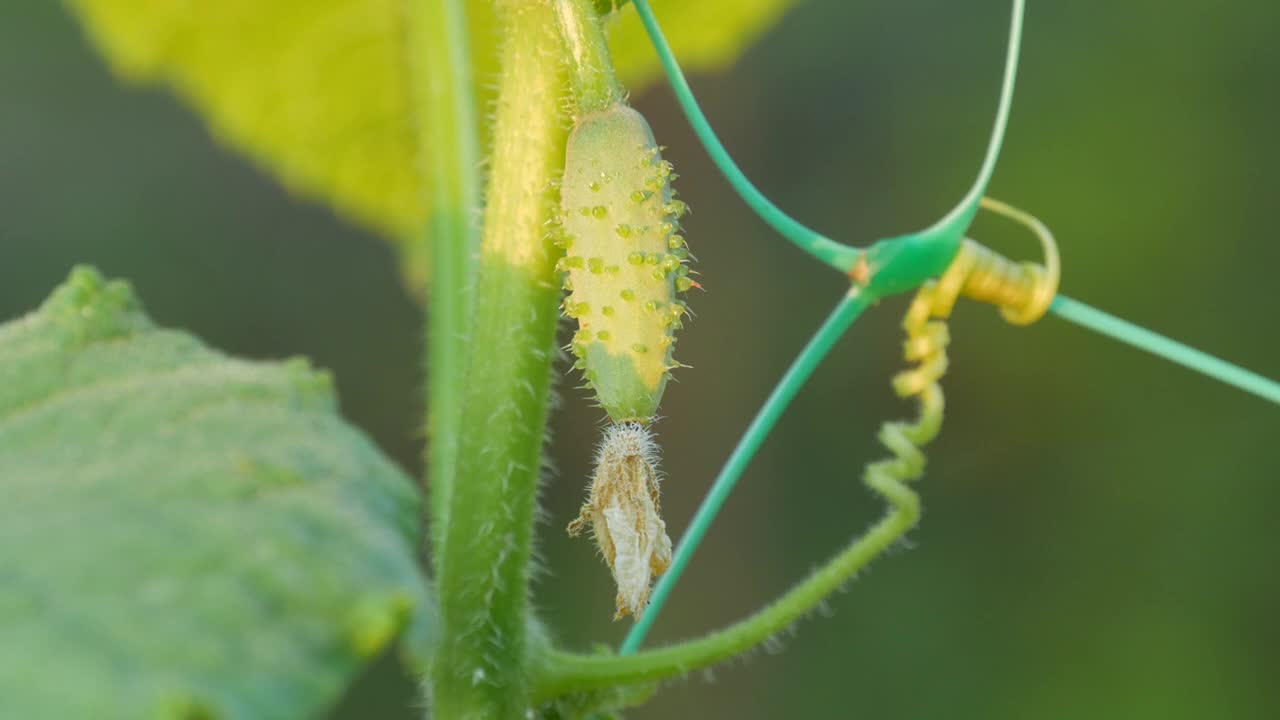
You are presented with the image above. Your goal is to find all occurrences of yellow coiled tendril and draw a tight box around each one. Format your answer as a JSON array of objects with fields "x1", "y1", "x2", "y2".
[{"x1": 862, "y1": 197, "x2": 1061, "y2": 515}]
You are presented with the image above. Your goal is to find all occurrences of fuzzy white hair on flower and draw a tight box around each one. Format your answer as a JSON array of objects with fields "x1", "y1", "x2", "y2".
[{"x1": 567, "y1": 422, "x2": 672, "y2": 619}]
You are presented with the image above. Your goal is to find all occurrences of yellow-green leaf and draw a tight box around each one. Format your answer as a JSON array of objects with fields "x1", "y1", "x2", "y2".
[
  {"x1": 63, "y1": 0, "x2": 796, "y2": 288},
  {"x1": 64, "y1": 0, "x2": 429, "y2": 278},
  {"x1": 608, "y1": 0, "x2": 795, "y2": 88}
]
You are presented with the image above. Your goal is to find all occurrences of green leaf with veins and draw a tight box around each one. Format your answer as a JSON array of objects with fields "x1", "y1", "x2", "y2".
[{"x1": 0, "y1": 267, "x2": 433, "y2": 720}]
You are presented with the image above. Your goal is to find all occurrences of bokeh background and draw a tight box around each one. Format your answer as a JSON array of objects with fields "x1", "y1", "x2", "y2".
[{"x1": 3, "y1": 1, "x2": 1278, "y2": 718}]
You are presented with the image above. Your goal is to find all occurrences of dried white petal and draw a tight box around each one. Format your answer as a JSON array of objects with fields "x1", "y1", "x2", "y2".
[{"x1": 567, "y1": 422, "x2": 672, "y2": 619}]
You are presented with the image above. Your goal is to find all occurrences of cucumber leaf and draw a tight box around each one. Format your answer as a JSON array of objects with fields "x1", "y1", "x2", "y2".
[{"x1": 0, "y1": 267, "x2": 433, "y2": 719}]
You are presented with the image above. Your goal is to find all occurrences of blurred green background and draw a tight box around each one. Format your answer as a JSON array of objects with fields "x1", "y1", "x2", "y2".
[{"x1": 2, "y1": 1, "x2": 1278, "y2": 718}]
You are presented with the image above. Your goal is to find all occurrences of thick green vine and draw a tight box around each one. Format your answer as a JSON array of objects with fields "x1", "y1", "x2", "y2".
[{"x1": 429, "y1": 1, "x2": 567, "y2": 715}]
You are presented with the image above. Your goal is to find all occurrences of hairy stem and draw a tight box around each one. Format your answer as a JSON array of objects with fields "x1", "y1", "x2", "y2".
[
  {"x1": 624, "y1": 292, "x2": 872, "y2": 650},
  {"x1": 529, "y1": 291, "x2": 921, "y2": 701},
  {"x1": 553, "y1": 0, "x2": 622, "y2": 115},
  {"x1": 534, "y1": 456, "x2": 919, "y2": 700},
  {"x1": 413, "y1": 0, "x2": 481, "y2": 577},
  {"x1": 430, "y1": 3, "x2": 566, "y2": 717}
]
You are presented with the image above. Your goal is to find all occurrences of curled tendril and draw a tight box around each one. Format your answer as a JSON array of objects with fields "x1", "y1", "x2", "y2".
[{"x1": 862, "y1": 198, "x2": 1060, "y2": 512}]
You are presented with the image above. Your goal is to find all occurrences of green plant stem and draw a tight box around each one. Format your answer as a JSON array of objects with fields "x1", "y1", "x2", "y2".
[
  {"x1": 607, "y1": 0, "x2": 1023, "y2": 656},
  {"x1": 1050, "y1": 295, "x2": 1280, "y2": 404},
  {"x1": 414, "y1": 0, "x2": 481, "y2": 577},
  {"x1": 860, "y1": 0, "x2": 1024, "y2": 296},
  {"x1": 533, "y1": 307, "x2": 919, "y2": 695},
  {"x1": 538, "y1": 506, "x2": 916, "y2": 697},
  {"x1": 630, "y1": 0, "x2": 860, "y2": 273},
  {"x1": 554, "y1": 0, "x2": 622, "y2": 115},
  {"x1": 622, "y1": 290, "x2": 872, "y2": 654},
  {"x1": 431, "y1": 3, "x2": 566, "y2": 716}
]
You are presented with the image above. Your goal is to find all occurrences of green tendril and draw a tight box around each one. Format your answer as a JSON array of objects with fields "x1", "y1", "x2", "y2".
[
  {"x1": 859, "y1": 0, "x2": 1025, "y2": 298},
  {"x1": 617, "y1": 0, "x2": 1278, "y2": 668},
  {"x1": 629, "y1": 0, "x2": 860, "y2": 274},
  {"x1": 622, "y1": 290, "x2": 872, "y2": 653},
  {"x1": 620, "y1": 0, "x2": 1029, "y2": 655},
  {"x1": 1050, "y1": 296, "x2": 1280, "y2": 405}
]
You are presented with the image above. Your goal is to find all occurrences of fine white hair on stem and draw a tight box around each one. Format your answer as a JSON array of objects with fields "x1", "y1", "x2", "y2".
[{"x1": 567, "y1": 422, "x2": 672, "y2": 620}]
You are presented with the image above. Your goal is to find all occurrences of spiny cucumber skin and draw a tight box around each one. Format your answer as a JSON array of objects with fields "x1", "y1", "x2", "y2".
[{"x1": 555, "y1": 104, "x2": 693, "y2": 423}]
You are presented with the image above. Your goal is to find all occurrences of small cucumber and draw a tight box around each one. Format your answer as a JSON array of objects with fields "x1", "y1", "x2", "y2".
[{"x1": 554, "y1": 103, "x2": 693, "y2": 423}]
